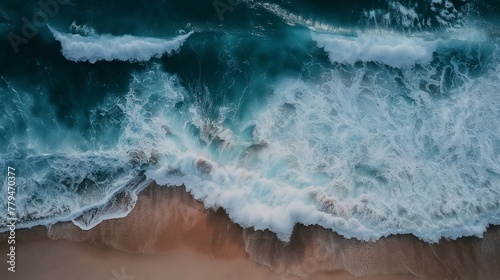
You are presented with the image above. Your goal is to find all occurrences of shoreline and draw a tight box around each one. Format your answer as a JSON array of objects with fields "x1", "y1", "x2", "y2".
[{"x1": 2, "y1": 183, "x2": 499, "y2": 279}]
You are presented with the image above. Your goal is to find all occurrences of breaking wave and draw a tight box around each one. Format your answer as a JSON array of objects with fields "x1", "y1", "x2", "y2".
[{"x1": 50, "y1": 28, "x2": 193, "y2": 63}]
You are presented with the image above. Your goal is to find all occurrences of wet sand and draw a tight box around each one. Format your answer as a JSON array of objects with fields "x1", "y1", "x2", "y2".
[
  {"x1": 1, "y1": 184, "x2": 499, "y2": 279},
  {"x1": 2, "y1": 235, "x2": 417, "y2": 280},
  {"x1": 0, "y1": 238, "x2": 307, "y2": 280}
]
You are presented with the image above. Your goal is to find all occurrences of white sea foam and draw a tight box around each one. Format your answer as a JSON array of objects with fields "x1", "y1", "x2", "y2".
[
  {"x1": 252, "y1": 2, "x2": 348, "y2": 34},
  {"x1": 362, "y1": 0, "x2": 467, "y2": 30},
  {"x1": 2, "y1": 42, "x2": 499, "y2": 243},
  {"x1": 0, "y1": 151, "x2": 145, "y2": 230},
  {"x1": 253, "y1": 0, "x2": 457, "y2": 70},
  {"x1": 0, "y1": 70, "x2": 170, "y2": 231},
  {"x1": 68, "y1": 22, "x2": 96, "y2": 36},
  {"x1": 141, "y1": 49, "x2": 499, "y2": 242},
  {"x1": 311, "y1": 32, "x2": 439, "y2": 67},
  {"x1": 50, "y1": 28, "x2": 193, "y2": 63}
]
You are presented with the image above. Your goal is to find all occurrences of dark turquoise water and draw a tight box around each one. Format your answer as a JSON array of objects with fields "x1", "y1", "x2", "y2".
[{"x1": 1, "y1": 0, "x2": 500, "y2": 242}]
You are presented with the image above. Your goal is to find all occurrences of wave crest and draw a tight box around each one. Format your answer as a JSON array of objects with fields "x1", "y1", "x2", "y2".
[
  {"x1": 311, "y1": 32, "x2": 439, "y2": 67},
  {"x1": 50, "y1": 28, "x2": 193, "y2": 63}
]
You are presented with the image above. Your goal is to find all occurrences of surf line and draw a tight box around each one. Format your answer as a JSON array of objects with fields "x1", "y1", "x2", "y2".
[{"x1": 6, "y1": 166, "x2": 17, "y2": 273}]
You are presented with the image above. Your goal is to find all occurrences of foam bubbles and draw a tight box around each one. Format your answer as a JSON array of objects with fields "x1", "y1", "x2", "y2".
[
  {"x1": 50, "y1": 28, "x2": 193, "y2": 63},
  {"x1": 146, "y1": 41, "x2": 500, "y2": 242},
  {"x1": 311, "y1": 32, "x2": 439, "y2": 67},
  {"x1": 2, "y1": 17, "x2": 499, "y2": 244}
]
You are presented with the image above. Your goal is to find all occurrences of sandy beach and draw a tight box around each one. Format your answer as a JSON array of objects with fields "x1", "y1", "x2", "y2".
[{"x1": 1, "y1": 183, "x2": 499, "y2": 280}]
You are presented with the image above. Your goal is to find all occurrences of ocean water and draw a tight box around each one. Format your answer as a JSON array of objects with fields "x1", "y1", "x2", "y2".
[{"x1": 0, "y1": 0, "x2": 499, "y2": 242}]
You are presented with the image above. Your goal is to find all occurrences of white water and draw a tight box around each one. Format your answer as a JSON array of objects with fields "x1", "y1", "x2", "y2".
[
  {"x1": 50, "y1": 28, "x2": 193, "y2": 63},
  {"x1": 2, "y1": 29, "x2": 500, "y2": 243},
  {"x1": 139, "y1": 50, "x2": 500, "y2": 242},
  {"x1": 311, "y1": 32, "x2": 439, "y2": 67}
]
